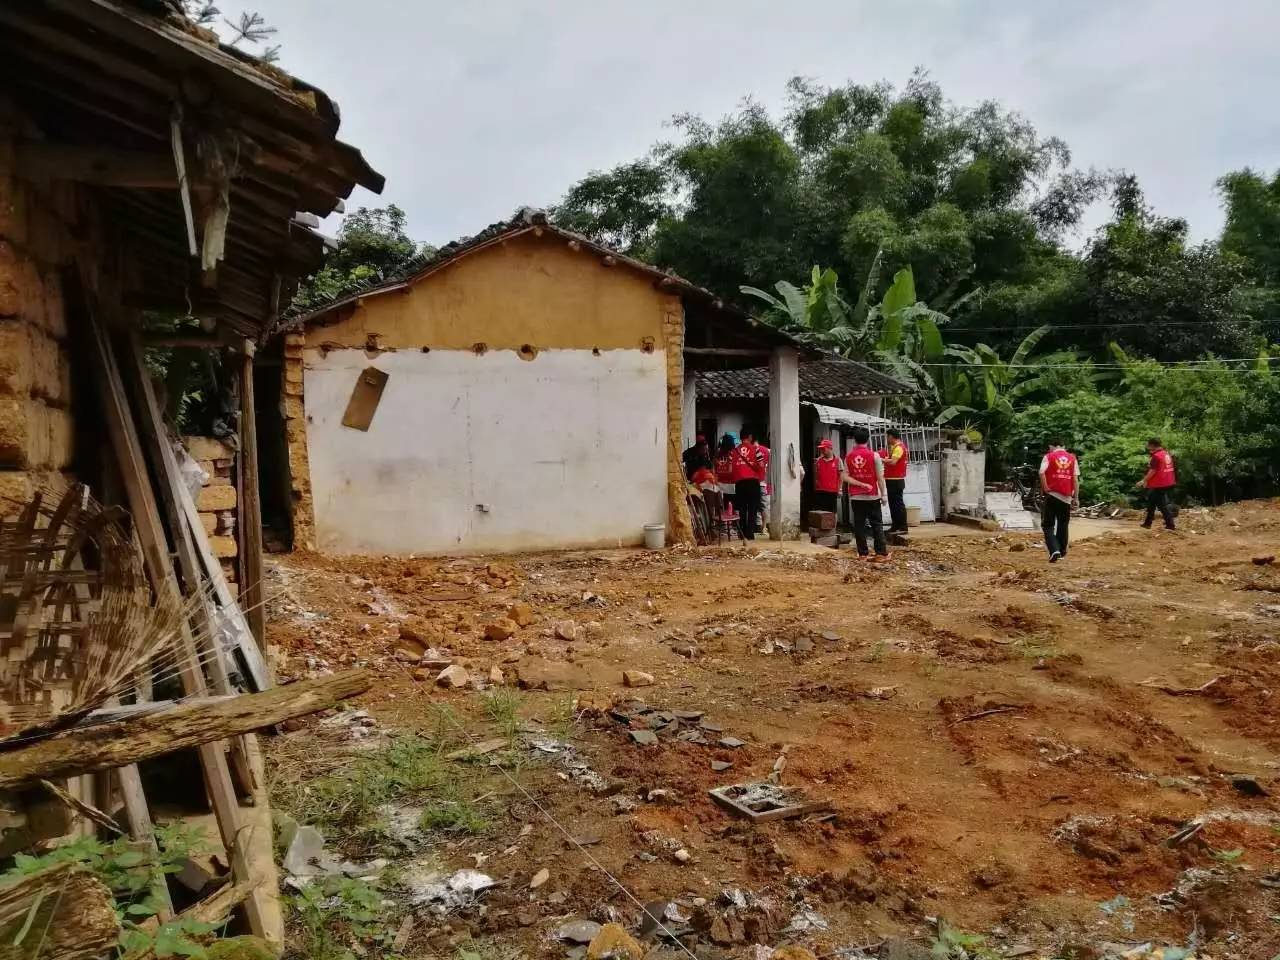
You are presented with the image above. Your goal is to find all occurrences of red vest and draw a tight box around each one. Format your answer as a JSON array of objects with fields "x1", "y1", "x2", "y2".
[
  {"x1": 1043, "y1": 450, "x2": 1077, "y2": 498},
  {"x1": 844, "y1": 445, "x2": 877, "y2": 491},
  {"x1": 714, "y1": 452, "x2": 735, "y2": 484},
  {"x1": 883, "y1": 439, "x2": 908, "y2": 480},
  {"x1": 814, "y1": 455, "x2": 841, "y2": 493},
  {"x1": 1149, "y1": 448, "x2": 1176, "y2": 488},
  {"x1": 732, "y1": 443, "x2": 765, "y2": 483}
]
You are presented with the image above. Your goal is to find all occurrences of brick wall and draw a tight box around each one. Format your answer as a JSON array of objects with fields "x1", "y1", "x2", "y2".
[
  {"x1": 662, "y1": 297, "x2": 693, "y2": 544},
  {"x1": 281, "y1": 331, "x2": 314, "y2": 550},
  {"x1": 184, "y1": 435, "x2": 240, "y2": 583}
]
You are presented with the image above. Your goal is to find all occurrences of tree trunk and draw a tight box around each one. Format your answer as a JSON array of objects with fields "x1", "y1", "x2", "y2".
[{"x1": 0, "y1": 861, "x2": 119, "y2": 960}]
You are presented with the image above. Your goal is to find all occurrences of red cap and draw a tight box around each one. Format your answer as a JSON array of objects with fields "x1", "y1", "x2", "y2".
[{"x1": 817, "y1": 439, "x2": 833, "y2": 450}]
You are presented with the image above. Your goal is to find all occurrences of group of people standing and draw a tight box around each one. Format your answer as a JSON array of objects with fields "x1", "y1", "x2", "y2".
[
  {"x1": 811, "y1": 426, "x2": 909, "y2": 559},
  {"x1": 683, "y1": 430, "x2": 770, "y2": 540},
  {"x1": 1037, "y1": 437, "x2": 1178, "y2": 563}
]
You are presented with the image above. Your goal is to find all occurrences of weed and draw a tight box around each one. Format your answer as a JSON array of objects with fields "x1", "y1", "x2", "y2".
[
  {"x1": 427, "y1": 703, "x2": 468, "y2": 752},
  {"x1": 864, "y1": 640, "x2": 886, "y2": 663},
  {"x1": 1014, "y1": 638, "x2": 1062, "y2": 660},
  {"x1": 548, "y1": 694, "x2": 577, "y2": 741},
  {"x1": 288, "y1": 876, "x2": 404, "y2": 960},
  {"x1": 1211, "y1": 847, "x2": 1244, "y2": 864},
  {"x1": 930, "y1": 918, "x2": 995, "y2": 959},
  {"x1": 455, "y1": 942, "x2": 523, "y2": 960},
  {"x1": 419, "y1": 795, "x2": 490, "y2": 835},
  {"x1": 483, "y1": 688, "x2": 522, "y2": 740},
  {"x1": 289, "y1": 736, "x2": 445, "y2": 844}
]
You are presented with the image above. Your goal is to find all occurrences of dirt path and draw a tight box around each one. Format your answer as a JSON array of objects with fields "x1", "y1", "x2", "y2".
[{"x1": 265, "y1": 502, "x2": 1280, "y2": 958}]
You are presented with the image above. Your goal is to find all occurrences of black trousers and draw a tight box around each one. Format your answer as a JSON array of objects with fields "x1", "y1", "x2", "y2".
[
  {"x1": 736, "y1": 479, "x2": 762, "y2": 540},
  {"x1": 1144, "y1": 487, "x2": 1176, "y2": 529},
  {"x1": 1041, "y1": 497, "x2": 1071, "y2": 557},
  {"x1": 811, "y1": 490, "x2": 838, "y2": 514},
  {"x1": 850, "y1": 499, "x2": 887, "y2": 556},
  {"x1": 886, "y1": 479, "x2": 908, "y2": 532}
]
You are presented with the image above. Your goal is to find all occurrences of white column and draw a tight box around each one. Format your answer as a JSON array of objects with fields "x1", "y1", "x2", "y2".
[
  {"x1": 681, "y1": 370, "x2": 697, "y2": 448},
  {"x1": 768, "y1": 346, "x2": 801, "y2": 539}
]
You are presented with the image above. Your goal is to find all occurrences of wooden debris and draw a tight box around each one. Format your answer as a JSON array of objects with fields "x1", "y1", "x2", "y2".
[
  {"x1": 953, "y1": 705, "x2": 1024, "y2": 723},
  {"x1": 0, "y1": 861, "x2": 119, "y2": 960},
  {"x1": 708, "y1": 781, "x2": 832, "y2": 822},
  {"x1": 1139, "y1": 676, "x2": 1225, "y2": 697},
  {"x1": 0, "y1": 670, "x2": 370, "y2": 789},
  {"x1": 37, "y1": 778, "x2": 123, "y2": 835}
]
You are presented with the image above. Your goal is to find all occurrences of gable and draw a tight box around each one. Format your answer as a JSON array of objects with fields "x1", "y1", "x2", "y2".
[{"x1": 305, "y1": 232, "x2": 677, "y2": 353}]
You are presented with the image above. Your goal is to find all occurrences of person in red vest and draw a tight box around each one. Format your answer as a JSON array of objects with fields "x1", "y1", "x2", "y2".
[
  {"x1": 844, "y1": 426, "x2": 888, "y2": 559},
  {"x1": 882, "y1": 428, "x2": 910, "y2": 534},
  {"x1": 1038, "y1": 440, "x2": 1080, "y2": 562},
  {"x1": 714, "y1": 434, "x2": 737, "y2": 510},
  {"x1": 1136, "y1": 437, "x2": 1177, "y2": 530},
  {"x1": 732, "y1": 429, "x2": 767, "y2": 540},
  {"x1": 812, "y1": 438, "x2": 845, "y2": 514}
]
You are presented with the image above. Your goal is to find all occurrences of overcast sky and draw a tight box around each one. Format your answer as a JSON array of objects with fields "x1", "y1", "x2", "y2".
[{"x1": 256, "y1": 0, "x2": 1278, "y2": 249}]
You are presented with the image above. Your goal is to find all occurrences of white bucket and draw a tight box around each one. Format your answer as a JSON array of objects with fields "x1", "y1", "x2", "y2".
[{"x1": 643, "y1": 523, "x2": 666, "y2": 550}]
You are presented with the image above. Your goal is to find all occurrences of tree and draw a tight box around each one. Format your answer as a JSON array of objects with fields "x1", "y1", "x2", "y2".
[
  {"x1": 1080, "y1": 175, "x2": 1255, "y2": 361},
  {"x1": 552, "y1": 73, "x2": 1091, "y2": 311},
  {"x1": 1218, "y1": 167, "x2": 1280, "y2": 340},
  {"x1": 292, "y1": 205, "x2": 431, "y2": 314}
]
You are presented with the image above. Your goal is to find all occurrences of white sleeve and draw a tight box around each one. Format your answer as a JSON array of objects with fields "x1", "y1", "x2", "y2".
[
  {"x1": 1038, "y1": 455, "x2": 1049, "y2": 475},
  {"x1": 874, "y1": 453, "x2": 885, "y2": 480}
]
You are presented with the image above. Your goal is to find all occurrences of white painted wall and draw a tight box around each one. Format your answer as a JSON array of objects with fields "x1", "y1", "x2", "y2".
[{"x1": 304, "y1": 348, "x2": 669, "y2": 555}]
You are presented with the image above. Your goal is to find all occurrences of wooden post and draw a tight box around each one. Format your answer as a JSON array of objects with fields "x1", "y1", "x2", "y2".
[
  {"x1": 239, "y1": 340, "x2": 265, "y2": 650},
  {"x1": 85, "y1": 308, "x2": 279, "y2": 943}
]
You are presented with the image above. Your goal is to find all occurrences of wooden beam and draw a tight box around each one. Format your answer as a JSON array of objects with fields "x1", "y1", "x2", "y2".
[
  {"x1": 170, "y1": 109, "x2": 199, "y2": 258},
  {"x1": 239, "y1": 341, "x2": 266, "y2": 650},
  {"x1": 0, "y1": 671, "x2": 370, "y2": 790},
  {"x1": 14, "y1": 141, "x2": 176, "y2": 187},
  {"x1": 84, "y1": 304, "x2": 271, "y2": 940},
  {"x1": 140, "y1": 332, "x2": 226, "y2": 348},
  {"x1": 683, "y1": 347, "x2": 772, "y2": 358}
]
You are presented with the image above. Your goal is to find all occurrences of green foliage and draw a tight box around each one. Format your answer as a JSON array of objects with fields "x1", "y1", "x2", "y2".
[
  {"x1": 930, "y1": 918, "x2": 995, "y2": 959},
  {"x1": 1004, "y1": 354, "x2": 1280, "y2": 503},
  {"x1": 554, "y1": 72, "x2": 1084, "y2": 310},
  {"x1": 282, "y1": 735, "x2": 446, "y2": 845},
  {"x1": 481, "y1": 688, "x2": 522, "y2": 741},
  {"x1": 288, "y1": 877, "x2": 403, "y2": 960},
  {"x1": 293, "y1": 205, "x2": 430, "y2": 314},
  {"x1": 6, "y1": 823, "x2": 216, "y2": 958}
]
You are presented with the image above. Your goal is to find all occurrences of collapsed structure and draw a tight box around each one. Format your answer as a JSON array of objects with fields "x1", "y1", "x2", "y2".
[{"x1": 0, "y1": 0, "x2": 381, "y2": 948}]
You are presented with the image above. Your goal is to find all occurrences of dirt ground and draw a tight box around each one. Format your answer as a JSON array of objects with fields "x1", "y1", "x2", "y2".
[{"x1": 263, "y1": 502, "x2": 1280, "y2": 959}]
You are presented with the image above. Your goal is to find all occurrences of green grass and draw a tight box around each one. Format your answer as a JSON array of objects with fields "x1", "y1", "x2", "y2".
[
  {"x1": 547, "y1": 694, "x2": 577, "y2": 741},
  {"x1": 482, "y1": 688, "x2": 522, "y2": 740},
  {"x1": 419, "y1": 796, "x2": 490, "y2": 835},
  {"x1": 864, "y1": 639, "x2": 887, "y2": 663}
]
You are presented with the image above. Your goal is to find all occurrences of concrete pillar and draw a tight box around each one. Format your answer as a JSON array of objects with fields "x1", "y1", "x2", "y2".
[
  {"x1": 681, "y1": 370, "x2": 697, "y2": 448},
  {"x1": 768, "y1": 346, "x2": 801, "y2": 539}
]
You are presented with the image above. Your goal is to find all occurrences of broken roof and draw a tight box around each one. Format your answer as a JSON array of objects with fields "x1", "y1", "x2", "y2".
[
  {"x1": 698, "y1": 359, "x2": 913, "y2": 401},
  {"x1": 286, "y1": 209, "x2": 810, "y2": 360},
  {"x1": 1, "y1": 0, "x2": 384, "y2": 339}
]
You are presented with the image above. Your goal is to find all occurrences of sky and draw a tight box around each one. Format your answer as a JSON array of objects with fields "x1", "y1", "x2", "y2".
[{"x1": 249, "y1": 0, "x2": 1279, "y2": 249}]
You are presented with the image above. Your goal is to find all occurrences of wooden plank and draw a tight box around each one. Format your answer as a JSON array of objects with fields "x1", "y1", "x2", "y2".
[
  {"x1": 84, "y1": 305, "x2": 270, "y2": 938},
  {"x1": 0, "y1": 670, "x2": 371, "y2": 789},
  {"x1": 14, "y1": 140, "x2": 176, "y2": 187},
  {"x1": 239, "y1": 342, "x2": 266, "y2": 650},
  {"x1": 340, "y1": 366, "x2": 389, "y2": 431}
]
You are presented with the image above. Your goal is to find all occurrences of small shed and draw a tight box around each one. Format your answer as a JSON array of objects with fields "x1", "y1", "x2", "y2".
[{"x1": 283, "y1": 211, "x2": 815, "y2": 555}]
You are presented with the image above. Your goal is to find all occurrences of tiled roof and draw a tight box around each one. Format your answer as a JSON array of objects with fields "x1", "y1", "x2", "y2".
[{"x1": 698, "y1": 359, "x2": 912, "y2": 400}]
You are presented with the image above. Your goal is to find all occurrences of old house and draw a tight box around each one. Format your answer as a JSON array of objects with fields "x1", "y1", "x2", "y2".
[
  {"x1": 0, "y1": 0, "x2": 380, "y2": 946},
  {"x1": 282, "y1": 211, "x2": 813, "y2": 555}
]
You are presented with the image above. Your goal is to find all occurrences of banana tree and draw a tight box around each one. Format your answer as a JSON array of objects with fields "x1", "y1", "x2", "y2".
[
  {"x1": 934, "y1": 324, "x2": 1062, "y2": 440},
  {"x1": 868, "y1": 266, "x2": 948, "y2": 413},
  {"x1": 741, "y1": 261, "x2": 875, "y2": 355}
]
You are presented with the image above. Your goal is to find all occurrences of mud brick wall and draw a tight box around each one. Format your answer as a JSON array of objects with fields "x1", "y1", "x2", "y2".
[
  {"x1": 0, "y1": 106, "x2": 77, "y2": 511},
  {"x1": 662, "y1": 300, "x2": 693, "y2": 545},
  {"x1": 281, "y1": 331, "x2": 314, "y2": 550},
  {"x1": 184, "y1": 435, "x2": 240, "y2": 584}
]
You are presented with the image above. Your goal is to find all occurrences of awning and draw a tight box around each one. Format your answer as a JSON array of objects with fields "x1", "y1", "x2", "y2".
[{"x1": 805, "y1": 402, "x2": 891, "y2": 428}]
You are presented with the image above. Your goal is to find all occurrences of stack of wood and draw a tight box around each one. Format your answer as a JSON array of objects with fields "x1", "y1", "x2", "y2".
[{"x1": 0, "y1": 314, "x2": 370, "y2": 955}]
